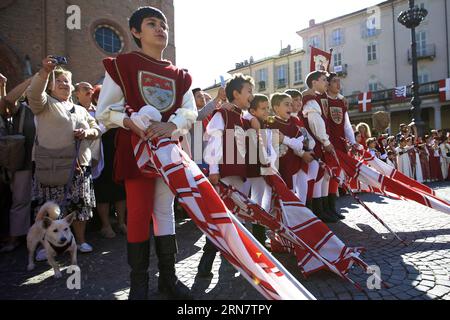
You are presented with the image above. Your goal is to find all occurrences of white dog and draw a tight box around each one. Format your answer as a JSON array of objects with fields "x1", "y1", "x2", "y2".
[{"x1": 27, "y1": 202, "x2": 77, "y2": 278}]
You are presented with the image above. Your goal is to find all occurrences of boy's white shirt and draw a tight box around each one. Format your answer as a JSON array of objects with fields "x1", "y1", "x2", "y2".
[
  {"x1": 290, "y1": 114, "x2": 316, "y2": 151},
  {"x1": 302, "y1": 93, "x2": 355, "y2": 147},
  {"x1": 95, "y1": 71, "x2": 198, "y2": 136},
  {"x1": 204, "y1": 111, "x2": 225, "y2": 175},
  {"x1": 205, "y1": 111, "x2": 279, "y2": 175},
  {"x1": 302, "y1": 92, "x2": 331, "y2": 147}
]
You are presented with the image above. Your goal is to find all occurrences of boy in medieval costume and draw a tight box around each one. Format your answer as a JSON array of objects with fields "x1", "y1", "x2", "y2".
[{"x1": 96, "y1": 7, "x2": 197, "y2": 300}]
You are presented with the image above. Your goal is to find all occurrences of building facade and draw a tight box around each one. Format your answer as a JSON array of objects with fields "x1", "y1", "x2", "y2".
[
  {"x1": 0, "y1": 0, "x2": 175, "y2": 89},
  {"x1": 206, "y1": 0, "x2": 449, "y2": 133},
  {"x1": 297, "y1": 0, "x2": 450, "y2": 132}
]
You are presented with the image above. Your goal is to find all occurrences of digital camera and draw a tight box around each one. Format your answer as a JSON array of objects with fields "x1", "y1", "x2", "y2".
[{"x1": 51, "y1": 56, "x2": 68, "y2": 65}]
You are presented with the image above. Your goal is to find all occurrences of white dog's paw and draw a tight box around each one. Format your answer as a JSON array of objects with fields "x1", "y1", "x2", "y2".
[
  {"x1": 54, "y1": 270, "x2": 62, "y2": 278},
  {"x1": 27, "y1": 264, "x2": 35, "y2": 271}
]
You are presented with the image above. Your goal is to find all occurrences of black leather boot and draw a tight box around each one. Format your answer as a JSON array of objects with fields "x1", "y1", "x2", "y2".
[
  {"x1": 154, "y1": 235, "x2": 192, "y2": 300},
  {"x1": 306, "y1": 199, "x2": 313, "y2": 211},
  {"x1": 127, "y1": 240, "x2": 150, "y2": 300},
  {"x1": 328, "y1": 194, "x2": 345, "y2": 220},
  {"x1": 197, "y1": 238, "x2": 218, "y2": 278},
  {"x1": 312, "y1": 198, "x2": 338, "y2": 223}
]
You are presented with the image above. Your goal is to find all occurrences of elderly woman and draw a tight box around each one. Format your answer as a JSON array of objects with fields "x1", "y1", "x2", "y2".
[{"x1": 27, "y1": 56, "x2": 101, "y2": 254}]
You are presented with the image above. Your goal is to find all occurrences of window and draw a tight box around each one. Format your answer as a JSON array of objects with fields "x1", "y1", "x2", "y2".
[
  {"x1": 294, "y1": 61, "x2": 302, "y2": 83},
  {"x1": 416, "y1": 30, "x2": 427, "y2": 56},
  {"x1": 95, "y1": 26, "x2": 123, "y2": 54},
  {"x1": 363, "y1": 15, "x2": 380, "y2": 38},
  {"x1": 276, "y1": 65, "x2": 287, "y2": 88},
  {"x1": 331, "y1": 28, "x2": 344, "y2": 46},
  {"x1": 333, "y1": 52, "x2": 342, "y2": 67},
  {"x1": 256, "y1": 68, "x2": 267, "y2": 83},
  {"x1": 369, "y1": 81, "x2": 378, "y2": 92},
  {"x1": 367, "y1": 43, "x2": 377, "y2": 62},
  {"x1": 310, "y1": 35, "x2": 320, "y2": 48},
  {"x1": 256, "y1": 68, "x2": 268, "y2": 91},
  {"x1": 418, "y1": 70, "x2": 429, "y2": 84}
]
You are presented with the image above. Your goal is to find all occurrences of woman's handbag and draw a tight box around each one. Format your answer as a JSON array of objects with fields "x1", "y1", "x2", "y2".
[{"x1": 34, "y1": 142, "x2": 76, "y2": 187}]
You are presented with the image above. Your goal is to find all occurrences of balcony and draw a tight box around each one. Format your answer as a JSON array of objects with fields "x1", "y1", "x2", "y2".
[
  {"x1": 408, "y1": 44, "x2": 436, "y2": 63},
  {"x1": 346, "y1": 80, "x2": 441, "y2": 111},
  {"x1": 277, "y1": 79, "x2": 287, "y2": 89}
]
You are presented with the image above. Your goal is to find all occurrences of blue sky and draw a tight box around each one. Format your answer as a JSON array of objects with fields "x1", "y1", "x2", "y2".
[{"x1": 174, "y1": 0, "x2": 383, "y2": 89}]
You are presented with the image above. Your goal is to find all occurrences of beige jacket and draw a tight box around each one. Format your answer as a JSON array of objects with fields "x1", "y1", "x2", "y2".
[{"x1": 27, "y1": 72, "x2": 101, "y2": 166}]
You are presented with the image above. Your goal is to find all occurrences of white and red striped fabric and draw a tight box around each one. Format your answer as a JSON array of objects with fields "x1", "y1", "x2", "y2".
[
  {"x1": 439, "y1": 78, "x2": 450, "y2": 102},
  {"x1": 361, "y1": 149, "x2": 436, "y2": 196},
  {"x1": 336, "y1": 149, "x2": 450, "y2": 215},
  {"x1": 129, "y1": 109, "x2": 315, "y2": 300},
  {"x1": 358, "y1": 92, "x2": 372, "y2": 113},
  {"x1": 217, "y1": 173, "x2": 369, "y2": 289}
]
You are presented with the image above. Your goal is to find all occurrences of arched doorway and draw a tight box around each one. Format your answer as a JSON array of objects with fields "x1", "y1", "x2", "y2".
[{"x1": 0, "y1": 38, "x2": 23, "y2": 91}]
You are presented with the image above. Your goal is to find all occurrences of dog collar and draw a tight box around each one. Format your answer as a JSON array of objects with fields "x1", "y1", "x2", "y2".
[{"x1": 48, "y1": 236, "x2": 73, "y2": 255}]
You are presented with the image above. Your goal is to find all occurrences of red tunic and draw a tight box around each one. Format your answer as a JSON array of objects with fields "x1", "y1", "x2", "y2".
[
  {"x1": 103, "y1": 51, "x2": 192, "y2": 182},
  {"x1": 215, "y1": 107, "x2": 249, "y2": 178},
  {"x1": 326, "y1": 96, "x2": 348, "y2": 153},
  {"x1": 267, "y1": 117, "x2": 306, "y2": 189}
]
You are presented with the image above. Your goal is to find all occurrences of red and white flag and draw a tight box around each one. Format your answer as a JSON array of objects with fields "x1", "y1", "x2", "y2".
[
  {"x1": 439, "y1": 78, "x2": 450, "y2": 102},
  {"x1": 129, "y1": 107, "x2": 315, "y2": 300},
  {"x1": 310, "y1": 46, "x2": 332, "y2": 72},
  {"x1": 358, "y1": 92, "x2": 372, "y2": 113},
  {"x1": 393, "y1": 86, "x2": 407, "y2": 101}
]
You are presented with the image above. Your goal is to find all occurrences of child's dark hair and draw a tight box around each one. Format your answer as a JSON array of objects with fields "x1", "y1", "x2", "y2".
[
  {"x1": 270, "y1": 93, "x2": 291, "y2": 109},
  {"x1": 225, "y1": 73, "x2": 254, "y2": 102},
  {"x1": 305, "y1": 70, "x2": 328, "y2": 89},
  {"x1": 327, "y1": 72, "x2": 338, "y2": 83},
  {"x1": 249, "y1": 94, "x2": 269, "y2": 112},
  {"x1": 284, "y1": 89, "x2": 302, "y2": 99},
  {"x1": 129, "y1": 6, "x2": 167, "y2": 48}
]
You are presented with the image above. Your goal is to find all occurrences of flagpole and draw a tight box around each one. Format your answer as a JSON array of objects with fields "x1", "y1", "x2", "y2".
[{"x1": 398, "y1": 0, "x2": 428, "y2": 138}]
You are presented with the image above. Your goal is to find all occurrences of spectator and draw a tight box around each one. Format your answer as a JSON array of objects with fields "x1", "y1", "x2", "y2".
[
  {"x1": 417, "y1": 137, "x2": 431, "y2": 183},
  {"x1": 27, "y1": 56, "x2": 101, "y2": 256},
  {"x1": 366, "y1": 137, "x2": 379, "y2": 158},
  {"x1": 428, "y1": 135, "x2": 444, "y2": 181},
  {"x1": 396, "y1": 123, "x2": 410, "y2": 144},
  {"x1": 376, "y1": 134, "x2": 388, "y2": 161},
  {"x1": 92, "y1": 85, "x2": 127, "y2": 238},
  {"x1": 74, "y1": 82, "x2": 95, "y2": 117},
  {"x1": 396, "y1": 136, "x2": 413, "y2": 178},
  {"x1": 0, "y1": 76, "x2": 35, "y2": 253},
  {"x1": 356, "y1": 122, "x2": 371, "y2": 149},
  {"x1": 439, "y1": 135, "x2": 450, "y2": 180},
  {"x1": 192, "y1": 88, "x2": 206, "y2": 109},
  {"x1": 386, "y1": 150, "x2": 397, "y2": 169}
]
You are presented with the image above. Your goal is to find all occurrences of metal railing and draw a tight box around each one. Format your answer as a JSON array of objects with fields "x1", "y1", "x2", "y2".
[{"x1": 347, "y1": 80, "x2": 440, "y2": 111}]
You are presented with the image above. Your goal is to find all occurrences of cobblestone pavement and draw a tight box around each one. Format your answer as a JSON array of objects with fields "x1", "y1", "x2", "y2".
[{"x1": 1, "y1": 182, "x2": 450, "y2": 300}]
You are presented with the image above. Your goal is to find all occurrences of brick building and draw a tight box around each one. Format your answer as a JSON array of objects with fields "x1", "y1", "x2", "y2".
[{"x1": 0, "y1": 0, "x2": 175, "y2": 89}]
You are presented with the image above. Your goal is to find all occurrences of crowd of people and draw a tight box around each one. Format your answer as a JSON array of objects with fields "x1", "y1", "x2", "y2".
[
  {"x1": 0, "y1": 6, "x2": 449, "y2": 300},
  {"x1": 353, "y1": 122, "x2": 450, "y2": 183}
]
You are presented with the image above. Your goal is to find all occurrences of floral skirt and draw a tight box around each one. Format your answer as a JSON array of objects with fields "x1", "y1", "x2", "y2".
[{"x1": 32, "y1": 166, "x2": 95, "y2": 221}]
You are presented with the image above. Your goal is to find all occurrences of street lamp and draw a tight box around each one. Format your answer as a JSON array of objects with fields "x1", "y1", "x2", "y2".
[{"x1": 398, "y1": 0, "x2": 428, "y2": 137}]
